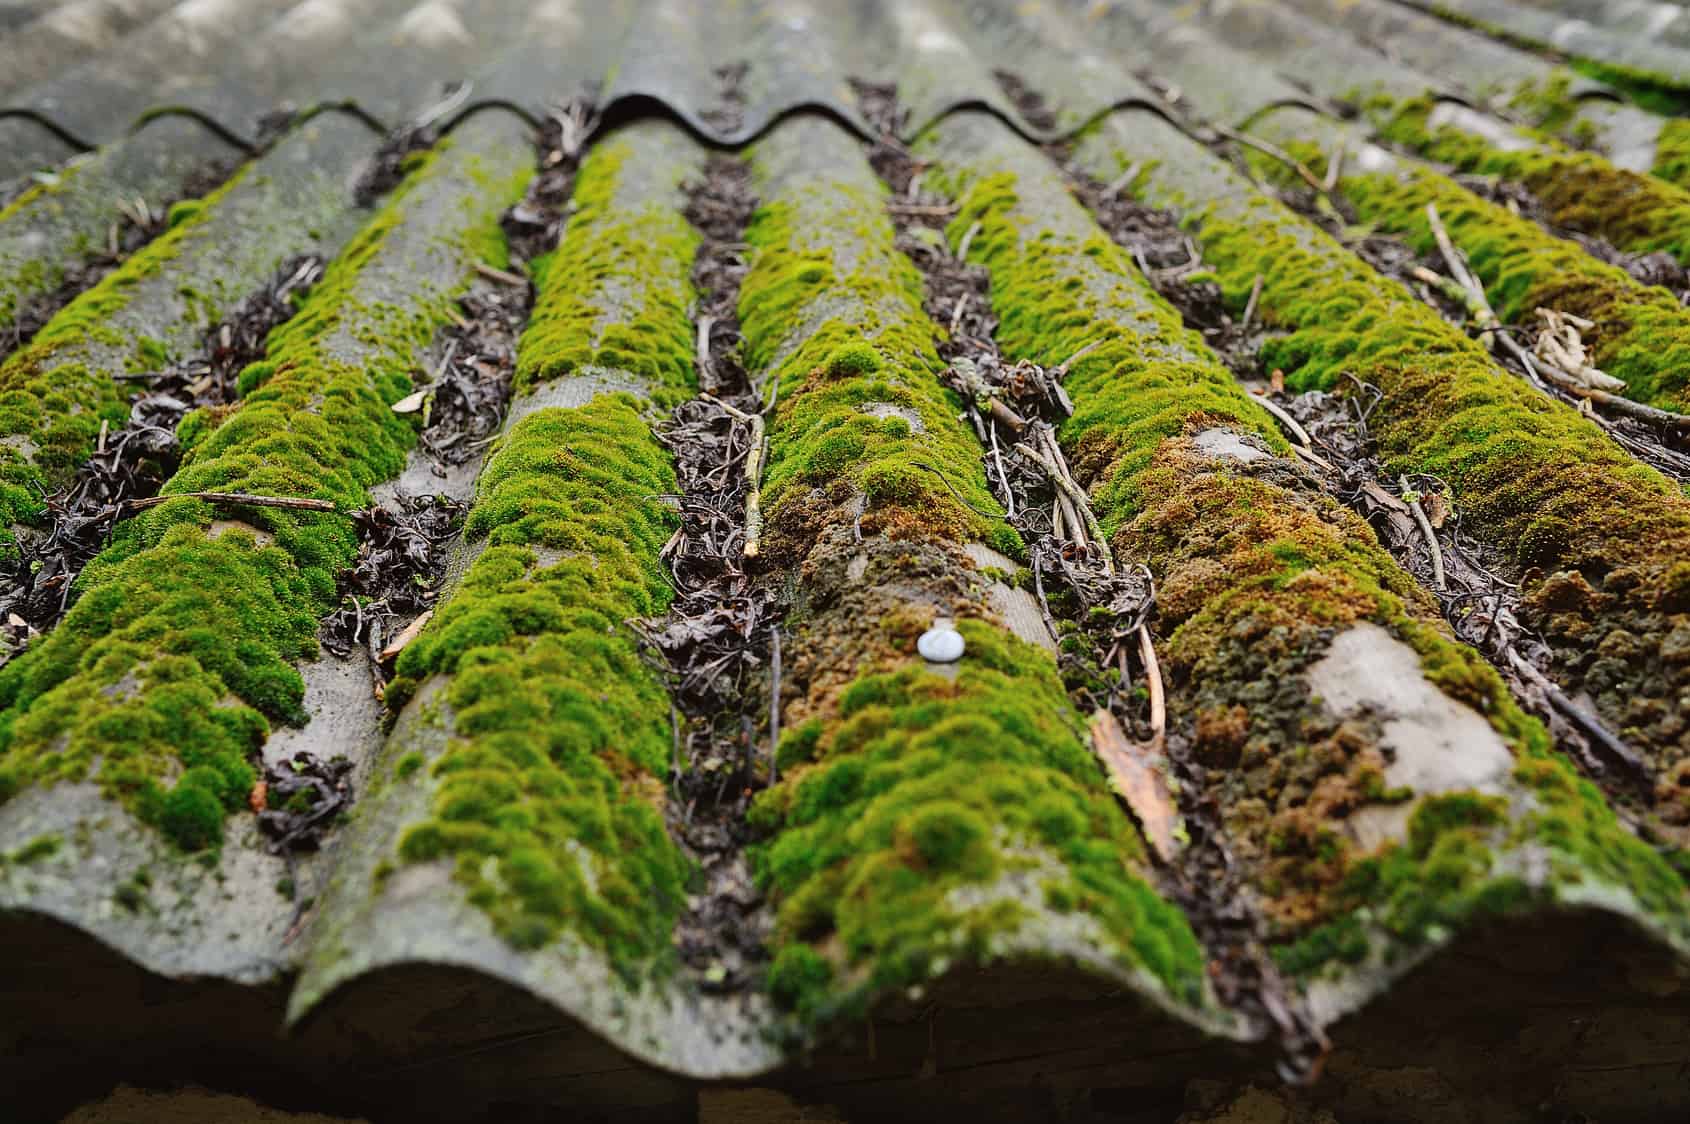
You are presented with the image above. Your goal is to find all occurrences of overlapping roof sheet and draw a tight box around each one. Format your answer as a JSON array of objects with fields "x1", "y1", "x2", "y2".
[{"x1": 2, "y1": 1, "x2": 1689, "y2": 1120}]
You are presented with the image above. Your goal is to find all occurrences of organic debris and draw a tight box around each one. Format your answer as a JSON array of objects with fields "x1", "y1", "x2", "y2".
[
  {"x1": 1271, "y1": 175, "x2": 1690, "y2": 480},
  {"x1": 0, "y1": 255, "x2": 322, "y2": 651},
  {"x1": 318, "y1": 493, "x2": 466, "y2": 692},
  {"x1": 636, "y1": 152, "x2": 775, "y2": 996},
  {"x1": 501, "y1": 95, "x2": 599, "y2": 264},
  {"x1": 414, "y1": 286, "x2": 527, "y2": 468},
  {"x1": 258, "y1": 750, "x2": 354, "y2": 856}
]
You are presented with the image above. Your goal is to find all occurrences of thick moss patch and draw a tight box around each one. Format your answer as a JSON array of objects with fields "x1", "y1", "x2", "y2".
[
  {"x1": 1368, "y1": 95, "x2": 1690, "y2": 265},
  {"x1": 0, "y1": 136, "x2": 528, "y2": 849},
  {"x1": 375, "y1": 119, "x2": 702, "y2": 966},
  {"x1": 750, "y1": 619, "x2": 1205, "y2": 1023},
  {"x1": 514, "y1": 141, "x2": 698, "y2": 400},
  {"x1": 1330, "y1": 157, "x2": 1690, "y2": 412},
  {"x1": 937, "y1": 113, "x2": 1689, "y2": 975},
  {"x1": 384, "y1": 399, "x2": 690, "y2": 965},
  {"x1": 741, "y1": 136, "x2": 1016, "y2": 562}
]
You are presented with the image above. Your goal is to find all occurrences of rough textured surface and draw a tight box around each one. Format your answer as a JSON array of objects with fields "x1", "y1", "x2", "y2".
[{"x1": 2, "y1": 2, "x2": 1689, "y2": 1122}]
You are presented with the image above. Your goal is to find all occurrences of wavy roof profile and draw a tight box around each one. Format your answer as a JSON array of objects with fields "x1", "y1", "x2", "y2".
[{"x1": 2, "y1": 1, "x2": 1688, "y2": 1121}]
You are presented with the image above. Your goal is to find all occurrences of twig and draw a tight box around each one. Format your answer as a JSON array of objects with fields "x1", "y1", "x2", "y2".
[
  {"x1": 1322, "y1": 138, "x2": 1344, "y2": 193},
  {"x1": 1104, "y1": 162, "x2": 1142, "y2": 200},
  {"x1": 1400, "y1": 475, "x2": 1446, "y2": 591},
  {"x1": 954, "y1": 220, "x2": 982, "y2": 262},
  {"x1": 127, "y1": 491, "x2": 337, "y2": 513},
  {"x1": 695, "y1": 315, "x2": 715, "y2": 384},
  {"x1": 1014, "y1": 441, "x2": 1114, "y2": 572},
  {"x1": 908, "y1": 462, "x2": 1010, "y2": 519},
  {"x1": 1212, "y1": 124, "x2": 1327, "y2": 192},
  {"x1": 473, "y1": 261, "x2": 527, "y2": 288},
  {"x1": 989, "y1": 424, "x2": 1015, "y2": 518},
  {"x1": 1251, "y1": 391, "x2": 1321, "y2": 455},
  {"x1": 742, "y1": 414, "x2": 766, "y2": 559},
  {"x1": 1137, "y1": 625, "x2": 1165, "y2": 744},
  {"x1": 1052, "y1": 339, "x2": 1102, "y2": 379},
  {"x1": 1240, "y1": 274, "x2": 1264, "y2": 334},
  {"x1": 1424, "y1": 203, "x2": 1499, "y2": 347}
]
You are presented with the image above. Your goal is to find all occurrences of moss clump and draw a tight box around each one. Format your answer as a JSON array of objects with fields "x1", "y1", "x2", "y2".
[
  {"x1": 1329, "y1": 159, "x2": 1690, "y2": 412},
  {"x1": 740, "y1": 134, "x2": 1018, "y2": 562},
  {"x1": 932, "y1": 164, "x2": 1285, "y2": 529},
  {"x1": 750, "y1": 619, "x2": 1206, "y2": 1025},
  {"x1": 514, "y1": 140, "x2": 698, "y2": 399},
  {"x1": 1653, "y1": 119, "x2": 1690, "y2": 189},
  {"x1": 938, "y1": 115, "x2": 1689, "y2": 973},
  {"x1": 1368, "y1": 95, "x2": 1690, "y2": 266},
  {"x1": 0, "y1": 163, "x2": 256, "y2": 533},
  {"x1": 0, "y1": 136, "x2": 529, "y2": 849},
  {"x1": 384, "y1": 398, "x2": 689, "y2": 968}
]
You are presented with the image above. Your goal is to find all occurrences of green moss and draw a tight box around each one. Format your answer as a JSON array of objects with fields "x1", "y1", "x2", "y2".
[
  {"x1": 513, "y1": 141, "x2": 698, "y2": 399},
  {"x1": 166, "y1": 200, "x2": 204, "y2": 229},
  {"x1": 0, "y1": 136, "x2": 527, "y2": 849},
  {"x1": 941, "y1": 115, "x2": 1690, "y2": 974},
  {"x1": 0, "y1": 162, "x2": 256, "y2": 532},
  {"x1": 740, "y1": 150, "x2": 1017, "y2": 560},
  {"x1": 1368, "y1": 95, "x2": 1690, "y2": 266},
  {"x1": 931, "y1": 164, "x2": 1286, "y2": 530},
  {"x1": 1328, "y1": 156, "x2": 1690, "y2": 411},
  {"x1": 3, "y1": 833, "x2": 61, "y2": 864},
  {"x1": 384, "y1": 398, "x2": 689, "y2": 969},
  {"x1": 750, "y1": 619, "x2": 1206, "y2": 1025},
  {"x1": 1653, "y1": 119, "x2": 1690, "y2": 190}
]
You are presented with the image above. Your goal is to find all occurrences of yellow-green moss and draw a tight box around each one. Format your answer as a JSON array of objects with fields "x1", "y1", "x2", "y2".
[
  {"x1": 1653, "y1": 118, "x2": 1690, "y2": 189},
  {"x1": 514, "y1": 142, "x2": 698, "y2": 400},
  {"x1": 940, "y1": 118, "x2": 1689, "y2": 975},
  {"x1": 749, "y1": 619, "x2": 1206, "y2": 1024},
  {"x1": 934, "y1": 166, "x2": 1286, "y2": 528},
  {"x1": 0, "y1": 162, "x2": 256, "y2": 533},
  {"x1": 1327, "y1": 157, "x2": 1690, "y2": 411},
  {"x1": 1369, "y1": 95, "x2": 1690, "y2": 264},
  {"x1": 740, "y1": 169, "x2": 1018, "y2": 560},
  {"x1": 383, "y1": 399, "x2": 689, "y2": 967},
  {"x1": 0, "y1": 139, "x2": 526, "y2": 850}
]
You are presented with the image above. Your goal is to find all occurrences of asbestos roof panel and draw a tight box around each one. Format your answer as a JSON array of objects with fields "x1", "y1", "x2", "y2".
[{"x1": 2, "y1": 1, "x2": 1688, "y2": 1120}]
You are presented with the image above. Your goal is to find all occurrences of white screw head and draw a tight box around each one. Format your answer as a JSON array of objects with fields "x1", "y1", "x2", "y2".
[{"x1": 917, "y1": 624, "x2": 965, "y2": 663}]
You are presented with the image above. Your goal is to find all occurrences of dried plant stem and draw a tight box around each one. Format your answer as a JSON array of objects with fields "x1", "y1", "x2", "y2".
[
  {"x1": 1014, "y1": 440, "x2": 1114, "y2": 572},
  {"x1": 742, "y1": 413, "x2": 766, "y2": 559},
  {"x1": 1399, "y1": 475, "x2": 1446, "y2": 591},
  {"x1": 127, "y1": 491, "x2": 337, "y2": 513}
]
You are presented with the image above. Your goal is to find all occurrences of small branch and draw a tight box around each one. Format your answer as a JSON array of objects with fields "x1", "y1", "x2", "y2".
[
  {"x1": 1052, "y1": 339, "x2": 1102, "y2": 379},
  {"x1": 695, "y1": 315, "x2": 715, "y2": 384},
  {"x1": 1322, "y1": 138, "x2": 1345, "y2": 193},
  {"x1": 741, "y1": 414, "x2": 766, "y2": 559},
  {"x1": 1251, "y1": 391, "x2": 1333, "y2": 470},
  {"x1": 473, "y1": 261, "x2": 528, "y2": 288},
  {"x1": 767, "y1": 626, "x2": 782, "y2": 785},
  {"x1": 1240, "y1": 273, "x2": 1264, "y2": 334},
  {"x1": 1014, "y1": 441, "x2": 1114, "y2": 572},
  {"x1": 1137, "y1": 625, "x2": 1165, "y2": 744},
  {"x1": 127, "y1": 491, "x2": 337, "y2": 513},
  {"x1": 1103, "y1": 162, "x2": 1142, "y2": 200},
  {"x1": 1424, "y1": 203, "x2": 1499, "y2": 347},
  {"x1": 1399, "y1": 475, "x2": 1446, "y2": 591},
  {"x1": 954, "y1": 219, "x2": 982, "y2": 262},
  {"x1": 1211, "y1": 124, "x2": 1327, "y2": 192}
]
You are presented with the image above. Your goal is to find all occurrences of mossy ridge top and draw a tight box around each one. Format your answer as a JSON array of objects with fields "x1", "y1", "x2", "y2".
[
  {"x1": 1250, "y1": 107, "x2": 1690, "y2": 413},
  {"x1": 741, "y1": 114, "x2": 1016, "y2": 562},
  {"x1": 0, "y1": 113, "x2": 534, "y2": 863},
  {"x1": 515, "y1": 118, "x2": 702, "y2": 400},
  {"x1": 1364, "y1": 93, "x2": 1690, "y2": 266},
  {"x1": 736, "y1": 112, "x2": 1225, "y2": 1041},
  {"x1": 1051, "y1": 108, "x2": 1690, "y2": 979},
  {"x1": 0, "y1": 111, "x2": 377, "y2": 539},
  {"x1": 291, "y1": 124, "x2": 768, "y2": 1076},
  {"x1": 0, "y1": 118, "x2": 237, "y2": 342}
]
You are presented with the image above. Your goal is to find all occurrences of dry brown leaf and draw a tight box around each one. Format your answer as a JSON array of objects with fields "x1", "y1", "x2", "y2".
[
  {"x1": 379, "y1": 609, "x2": 433, "y2": 662},
  {"x1": 248, "y1": 780, "x2": 268, "y2": 814},
  {"x1": 1089, "y1": 709, "x2": 1180, "y2": 863}
]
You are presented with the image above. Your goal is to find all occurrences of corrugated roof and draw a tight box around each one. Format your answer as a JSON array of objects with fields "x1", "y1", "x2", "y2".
[{"x1": 2, "y1": 1, "x2": 1688, "y2": 1120}]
